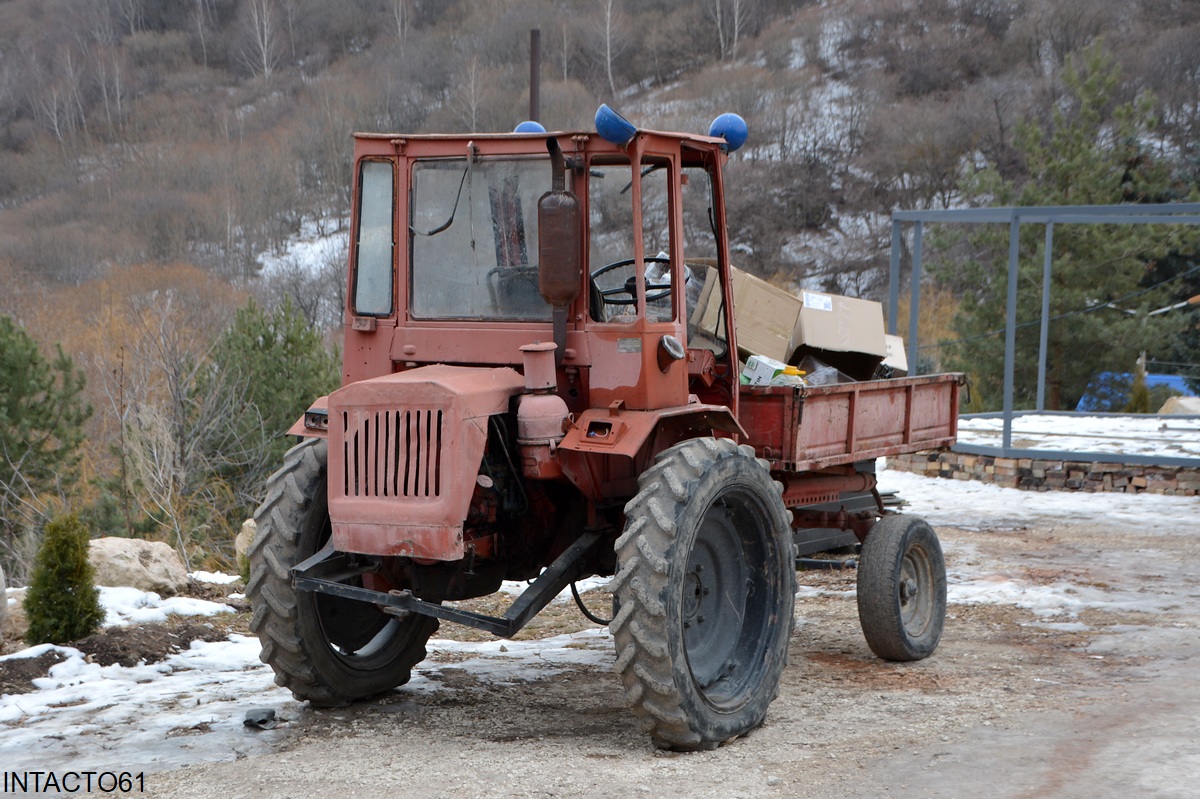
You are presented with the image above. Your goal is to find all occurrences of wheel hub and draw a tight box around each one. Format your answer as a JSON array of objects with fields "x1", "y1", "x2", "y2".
[
  {"x1": 681, "y1": 496, "x2": 776, "y2": 707},
  {"x1": 899, "y1": 547, "x2": 934, "y2": 635}
]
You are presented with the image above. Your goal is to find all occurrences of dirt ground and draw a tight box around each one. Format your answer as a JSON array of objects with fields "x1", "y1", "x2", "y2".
[
  {"x1": 126, "y1": 515, "x2": 1197, "y2": 799},
  {"x1": 5, "y1": 513, "x2": 1199, "y2": 798}
]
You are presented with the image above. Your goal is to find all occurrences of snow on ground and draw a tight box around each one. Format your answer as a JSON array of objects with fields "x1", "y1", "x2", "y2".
[
  {"x1": 97, "y1": 586, "x2": 234, "y2": 627},
  {"x1": 956, "y1": 413, "x2": 1200, "y2": 460},
  {"x1": 188, "y1": 571, "x2": 240, "y2": 586},
  {"x1": 2, "y1": 455, "x2": 1197, "y2": 772},
  {"x1": 877, "y1": 458, "x2": 1199, "y2": 623},
  {"x1": 878, "y1": 460, "x2": 1198, "y2": 536},
  {"x1": 256, "y1": 218, "x2": 347, "y2": 277},
  {"x1": 0, "y1": 577, "x2": 617, "y2": 772}
]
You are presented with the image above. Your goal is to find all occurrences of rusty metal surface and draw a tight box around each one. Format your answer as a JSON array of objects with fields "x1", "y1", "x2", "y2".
[
  {"x1": 740, "y1": 373, "x2": 963, "y2": 472},
  {"x1": 779, "y1": 469, "x2": 877, "y2": 508},
  {"x1": 559, "y1": 404, "x2": 744, "y2": 458},
  {"x1": 327, "y1": 365, "x2": 525, "y2": 559}
]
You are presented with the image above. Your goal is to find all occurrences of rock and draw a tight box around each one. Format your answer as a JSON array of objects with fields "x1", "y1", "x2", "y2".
[
  {"x1": 89, "y1": 538, "x2": 189, "y2": 596},
  {"x1": 235, "y1": 519, "x2": 256, "y2": 577},
  {"x1": 4, "y1": 587, "x2": 27, "y2": 644},
  {"x1": 243, "y1": 707, "x2": 278, "y2": 730}
]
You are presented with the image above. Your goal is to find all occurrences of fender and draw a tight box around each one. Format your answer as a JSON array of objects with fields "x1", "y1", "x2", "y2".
[
  {"x1": 286, "y1": 395, "x2": 331, "y2": 439},
  {"x1": 556, "y1": 402, "x2": 746, "y2": 502}
]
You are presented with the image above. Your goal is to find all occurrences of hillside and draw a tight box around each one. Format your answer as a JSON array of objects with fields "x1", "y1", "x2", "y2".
[
  {"x1": 2, "y1": 0, "x2": 1200, "y2": 572},
  {"x1": 5, "y1": 1, "x2": 1200, "y2": 291}
]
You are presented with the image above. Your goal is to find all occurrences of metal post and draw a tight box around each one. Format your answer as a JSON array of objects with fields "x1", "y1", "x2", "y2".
[
  {"x1": 908, "y1": 221, "x2": 923, "y2": 376},
  {"x1": 530, "y1": 29, "x2": 541, "y2": 122},
  {"x1": 1036, "y1": 222, "x2": 1054, "y2": 412},
  {"x1": 1002, "y1": 215, "x2": 1021, "y2": 452},
  {"x1": 888, "y1": 219, "x2": 901, "y2": 336}
]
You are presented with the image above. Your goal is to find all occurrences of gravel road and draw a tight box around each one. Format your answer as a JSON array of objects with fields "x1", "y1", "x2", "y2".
[{"x1": 145, "y1": 516, "x2": 1200, "y2": 799}]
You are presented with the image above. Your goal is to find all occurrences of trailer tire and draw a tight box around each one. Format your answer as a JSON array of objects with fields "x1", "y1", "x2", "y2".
[
  {"x1": 857, "y1": 514, "x2": 946, "y2": 662},
  {"x1": 247, "y1": 438, "x2": 438, "y2": 706},
  {"x1": 610, "y1": 438, "x2": 795, "y2": 751}
]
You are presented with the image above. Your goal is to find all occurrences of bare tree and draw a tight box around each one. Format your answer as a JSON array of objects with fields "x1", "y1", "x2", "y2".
[
  {"x1": 390, "y1": 0, "x2": 413, "y2": 50},
  {"x1": 456, "y1": 56, "x2": 483, "y2": 131},
  {"x1": 260, "y1": 245, "x2": 349, "y2": 333},
  {"x1": 729, "y1": 0, "x2": 754, "y2": 60},
  {"x1": 709, "y1": 0, "x2": 728, "y2": 59},
  {"x1": 281, "y1": 0, "x2": 301, "y2": 61},
  {"x1": 114, "y1": 0, "x2": 143, "y2": 36},
  {"x1": 193, "y1": 0, "x2": 212, "y2": 68},
  {"x1": 595, "y1": 0, "x2": 625, "y2": 98},
  {"x1": 25, "y1": 45, "x2": 86, "y2": 143},
  {"x1": 709, "y1": 0, "x2": 757, "y2": 60},
  {"x1": 121, "y1": 292, "x2": 266, "y2": 567},
  {"x1": 62, "y1": 47, "x2": 90, "y2": 141},
  {"x1": 83, "y1": 0, "x2": 119, "y2": 47},
  {"x1": 241, "y1": 0, "x2": 283, "y2": 81},
  {"x1": 559, "y1": 19, "x2": 570, "y2": 81},
  {"x1": 95, "y1": 46, "x2": 130, "y2": 138}
]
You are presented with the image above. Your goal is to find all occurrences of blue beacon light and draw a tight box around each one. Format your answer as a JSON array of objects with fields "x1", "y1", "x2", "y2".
[
  {"x1": 708, "y1": 113, "x2": 748, "y2": 152},
  {"x1": 594, "y1": 104, "x2": 638, "y2": 145}
]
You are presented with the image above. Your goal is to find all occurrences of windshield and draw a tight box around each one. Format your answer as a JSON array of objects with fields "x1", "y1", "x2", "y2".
[{"x1": 410, "y1": 157, "x2": 552, "y2": 321}]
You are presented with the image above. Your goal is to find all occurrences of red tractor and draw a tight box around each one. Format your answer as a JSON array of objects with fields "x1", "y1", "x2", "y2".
[{"x1": 248, "y1": 107, "x2": 962, "y2": 751}]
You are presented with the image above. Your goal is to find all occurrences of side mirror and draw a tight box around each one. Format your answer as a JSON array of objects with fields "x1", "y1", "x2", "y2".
[{"x1": 538, "y1": 138, "x2": 581, "y2": 363}]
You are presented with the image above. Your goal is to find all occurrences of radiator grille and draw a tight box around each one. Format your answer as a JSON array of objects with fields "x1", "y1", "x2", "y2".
[{"x1": 341, "y1": 408, "x2": 444, "y2": 498}]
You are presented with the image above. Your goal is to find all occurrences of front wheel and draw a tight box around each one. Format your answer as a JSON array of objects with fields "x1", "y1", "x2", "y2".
[
  {"x1": 856, "y1": 514, "x2": 946, "y2": 662},
  {"x1": 247, "y1": 438, "x2": 438, "y2": 705},
  {"x1": 609, "y1": 438, "x2": 795, "y2": 751}
]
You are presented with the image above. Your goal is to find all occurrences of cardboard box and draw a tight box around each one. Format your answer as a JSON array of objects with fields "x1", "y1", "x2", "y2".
[
  {"x1": 740, "y1": 354, "x2": 806, "y2": 386},
  {"x1": 787, "y1": 290, "x2": 886, "y2": 379},
  {"x1": 690, "y1": 265, "x2": 886, "y2": 380},
  {"x1": 883, "y1": 334, "x2": 909, "y2": 376},
  {"x1": 691, "y1": 266, "x2": 799, "y2": 362}
]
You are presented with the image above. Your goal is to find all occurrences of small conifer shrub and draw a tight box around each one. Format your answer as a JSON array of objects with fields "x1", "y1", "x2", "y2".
[{"x1": 24, "y1": 514, "x2": 105, "y2": 645}]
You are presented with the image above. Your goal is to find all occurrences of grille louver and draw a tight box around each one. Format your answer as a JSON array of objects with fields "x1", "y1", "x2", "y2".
[{"x1": 341, "y1": 408, "x2": 443, "y2": 499}]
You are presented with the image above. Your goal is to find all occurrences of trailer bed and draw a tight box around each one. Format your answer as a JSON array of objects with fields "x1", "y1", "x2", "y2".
[{"x1": 738, "y1": 373, "x2": 964, "y2": 472}]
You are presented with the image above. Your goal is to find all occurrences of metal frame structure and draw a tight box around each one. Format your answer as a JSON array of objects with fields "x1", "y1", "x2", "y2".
[{"x1": 888, "y1": 203, "x2": 1200, "y2": 465}]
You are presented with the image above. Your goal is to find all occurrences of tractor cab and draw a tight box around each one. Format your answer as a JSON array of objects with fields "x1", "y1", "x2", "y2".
[{"x1": 338, "y1": 109, "x2": 748, "y2": 418}]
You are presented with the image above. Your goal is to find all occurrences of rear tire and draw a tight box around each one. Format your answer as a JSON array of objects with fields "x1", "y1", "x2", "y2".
[
  {"x1": 856, "y1": 514, "x2": 946, "y2": 662},
  {"x1": 609, "y1": 438, "x2": 795, "y2": 751},
  {"x1": 248, "y1": 438, "x2": 438, "y2": 705}
]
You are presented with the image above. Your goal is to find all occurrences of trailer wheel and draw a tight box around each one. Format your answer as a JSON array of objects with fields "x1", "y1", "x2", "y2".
[
  {"x1": 610, "y1": 438, "x2": 795, "y2": 751},
  {"x1": 856, "y1": 514, "x2": 946, "y2": 662},
  {"x1": 247, "y1": 438, "x2": 438, "y2": 706}
]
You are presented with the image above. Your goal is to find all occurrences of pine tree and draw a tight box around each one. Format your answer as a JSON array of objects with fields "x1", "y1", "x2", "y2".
[
  {"x1": 939, "y1": 44, "x2": 1198, "y2": 410},
  {"x1": 0, "y1": 316, "x2": 92, "y2": 575},
  {"x1": 1124, "y1": 359, "x2": 1152, "y2": 413},
  {"x1": 24, "y1": 513, "x2": 105, "y2": 645},
  {"x1": 206, "y1": 297, "x2": 340, "y2": 508}
]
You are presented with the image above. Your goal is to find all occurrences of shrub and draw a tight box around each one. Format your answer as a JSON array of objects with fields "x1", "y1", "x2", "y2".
[{"x1": 23, "y1": 514, "x2": 105, "y2": 645}]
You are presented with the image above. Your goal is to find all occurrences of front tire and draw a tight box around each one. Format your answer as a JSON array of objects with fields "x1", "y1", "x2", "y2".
[
  {"x1": 610, "y1": 438, "x2": 795, "y2": 751},
  {"x1": 247, "y1": 438, "x2": 438, "y2": 705},
  {"x1": 856, "y1": 514, "x2": 946, "y2": 662}
]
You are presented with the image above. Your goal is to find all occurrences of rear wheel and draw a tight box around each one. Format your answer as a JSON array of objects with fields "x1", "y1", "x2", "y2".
[
  {"x1": 610, "y1": 438, "x2": 795, "y2": 750},
  {"x1": 247, "y1": 438, "x2": 438, "y2": 705},
  {"x1": 856, "y1": 514, "x2": 946, "y2": 662}
]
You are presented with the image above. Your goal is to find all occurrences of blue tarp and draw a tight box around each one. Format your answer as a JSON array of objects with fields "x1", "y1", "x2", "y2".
[{"x1": 1076, "y1": 372, "x2": 1198, "y2": 411}]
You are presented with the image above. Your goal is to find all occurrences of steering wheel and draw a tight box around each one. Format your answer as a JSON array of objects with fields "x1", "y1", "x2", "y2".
[{"x1": 589, "y1": 256, "x2": 673, "y2": 307}]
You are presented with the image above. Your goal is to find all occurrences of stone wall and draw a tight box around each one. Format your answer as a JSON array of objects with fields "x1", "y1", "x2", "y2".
[{"x1": 888, "y1": 451, "x2": 1200, "y2": 496}]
